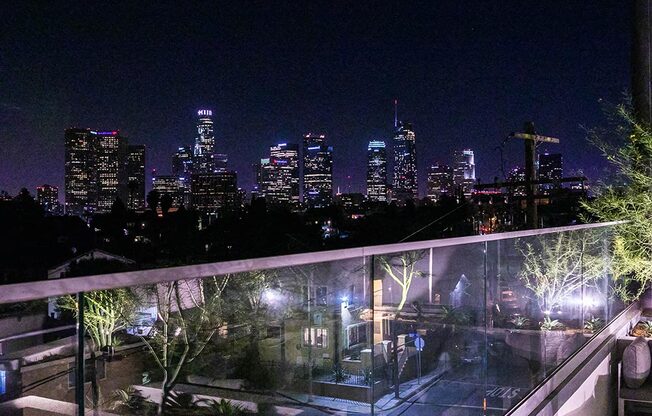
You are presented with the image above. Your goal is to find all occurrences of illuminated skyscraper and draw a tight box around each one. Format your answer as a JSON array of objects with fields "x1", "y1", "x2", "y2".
[
  {"x1": 37, "y1": 184, "x2": 62, "y2": 215},
  {"x1": 95, "y1": 130, "x2": 128, "y2": 213},
  {"x1": 65, "y1": 128, "x2": 98, "y2": 216},
  {"x1": 392, "y1": 122, "x2": 418, "y2": 201},
  {"x1": 538, "y1": 153, "x2": 563, "y2": 193},
  {"x1": 507, "y1": 166, "x2": 527, "y2": 197},
  {"x1": 152, "y1": 174, "x2": 185, "y2": 208},
  {"x1": 453, "y1": 149, "x2": 475, "y2": 196},
  {"x1": 366, "y1": 140, "x2": 387, "y2": 202},
  {"x1": 126, "y1": 145, "x2": 146, "y2": 211},
  {"x1": 65, "y1": 128, "x2": 142, "y2": 216},
  {"x1": 427, "y1": 163, "x2": 454, "y2": 202},
  {"x1": 193, "y1": 109, "x2": 215, "y2": 174},
  {"x1": 172, "y1": 146, "x2": 193, "y2": 177},
  {"x1": 270, "y1": 143, "x2": 300, "y2": 206},
  {"x1": 191, "y1": 171, "x2": 238, "y2": 222},
  {"x1": 303, "y1": 133, "x2": 333, "y2": 208},
  {"x1": 256, "y1": 143, "x2": 300, "y2": 207}
]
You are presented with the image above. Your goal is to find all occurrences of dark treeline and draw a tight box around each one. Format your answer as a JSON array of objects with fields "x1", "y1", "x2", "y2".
[{"x1": 0, "y1": 189, "x2": 473, "y2": 283}]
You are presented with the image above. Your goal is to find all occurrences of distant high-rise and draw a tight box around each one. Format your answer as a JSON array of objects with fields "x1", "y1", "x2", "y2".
[
  {"x1": 392, "y1": 122, "x2": 418, "y2": 202},
  {"x1": 37, "y1": 184, "x2": 62, "y2": 215},
  {"x1": 152, "y1": 174, "x2": 185, "y2": 208},
  {"x1": 366, "y1": 140, "x2": 388, "y2": 202},
  {"x1": 270, "y1": 143, "x2": 300, "y2": 207},
  {"x1": 507, "y1": 166, "x2": 527, "y2": 197},
  {"x1": 65, "y1": 128, "x2": 98, "y2": 216},
  {"x1": 96, "y1": 130, "x2": 128, "y2": 213},
  {"x1": 126, "y1": 145, "x2": 146, "y2": 211},
  {"x1": 65, "y1": 128, "x2": 143, "y2": 217},
  {"x1": 427, "y1": 163, "x2": 454, "y2": 202},
  {"x1": 303, "y1": 133, "x2": 333, "y2": 208},
  {"x1": 172, "y1": 146, "x2": 193, "y2": 178},
  {"x1": 453, "y1": 149, "x2": 475, "y2": 196},
  {"x1": 193, "y1": 109, "x2": 215, "y2": 174},
  {"x1": 538, "y1": 153, "x2": 563, "y2": 192},
  {"x1": 191, "y1": 171, "x2": 238, "y2": 222}
]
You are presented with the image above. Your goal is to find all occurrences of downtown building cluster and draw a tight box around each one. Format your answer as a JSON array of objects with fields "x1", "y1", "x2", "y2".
[
  {"x1": 64, "y1": 129, "x2": 145, "y2": 216},
  {"x1": 151, "y1": 110, "x2": 239, "y2": 222}
]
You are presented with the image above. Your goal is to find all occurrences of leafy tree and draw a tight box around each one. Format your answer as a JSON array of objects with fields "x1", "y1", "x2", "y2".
[
  {"x1": 518, "y1": 230, "x2": 606, "y2": 313},
  {"x1": 136, "y1": 276, "x2": 229, "y2": 415},
  {"x1": 379, "y1": 251, "x2": 425, "y2": 315},
  {"x1": 59, "y1": 288, "x2": 137, "y2": 349},
  {"x1": 583, "y1": 102, "x2": 652, "y2": 301}
]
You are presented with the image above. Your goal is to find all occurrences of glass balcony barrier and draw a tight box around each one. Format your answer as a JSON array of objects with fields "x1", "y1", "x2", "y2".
[{"x1": 0, "y1": 222, "x2": 627, "y2": 415}]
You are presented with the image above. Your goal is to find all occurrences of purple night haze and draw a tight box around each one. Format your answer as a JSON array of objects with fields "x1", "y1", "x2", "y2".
[{"x1": 1, "y1": 2, "x2": 630, "y2": 199}]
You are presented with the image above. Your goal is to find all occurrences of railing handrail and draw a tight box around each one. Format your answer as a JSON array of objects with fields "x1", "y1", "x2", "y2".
[{"x1": 0, "y1": 221, "x2": 625, "y2": 304}]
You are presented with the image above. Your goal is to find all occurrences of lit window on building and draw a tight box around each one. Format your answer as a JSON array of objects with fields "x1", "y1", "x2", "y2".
[{"x1": 303, "y1": 327, "x2": 328, "y2": 348}]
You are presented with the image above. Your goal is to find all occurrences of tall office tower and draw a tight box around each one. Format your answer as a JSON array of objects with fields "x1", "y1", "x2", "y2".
[
  {"x1": 366, "y1": 140, "x2": 388, "y2": 202},
  {"x1": 172, "y1": 146, "x2": 193, "y2": 177},
  {"x1": 65, "y1": 128, "x2": 98, "y2": 216},
  {"x1": 95, "y1": 130, "x2": 128, "y2": 213},
  {"x1": 392, "y1": 122, "x2": 418, "y2": 202},
  {"x1": 215, "y1": 153, "x2": 228, "y2": 172},
  {"x1": 538, "y1": 153, "x2": 563, "y2": 193},
  {"x1": 270, "y1": 143, "x2": 300, "y2": 207},
  {"x1": 508, "y1": 166, "x2": 527, "y2": 197},
  {"x1": 453, "y1": 149, "x2": 475, "y2": 196},
  {"x1": 191, "y1": 171, "x2": 238, "y2": 222},
  {"x1": 193, "y1": 109, "x2": 215, "y2": 174},
  {"x1": 152, "y1": 174, "x2": 185, "y2": 209},
  {"x1": 126, "y1": 145, "x2": 146, "y2": 211},
  {"x1": 426, "y1": 163, "x2": 454, "y2": 203},
  {"x1": 303, "y1": 133, "x2": 333, "y2": 208},
  {"x1": 36, "y1": 184, "x2": 62, "y2": 215}
]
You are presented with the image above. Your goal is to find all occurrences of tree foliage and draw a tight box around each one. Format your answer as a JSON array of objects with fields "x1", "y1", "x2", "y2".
[
  {"x1": 379, "y1": 251, "x2": 424, "y2": 314},
  {"x1": 137, "y1": 276, "x2": 228, "y2": 415},
  {"x1": 583, "y1": 102, "x2": 652, "y2": 301},
  {"x1": 518, "y1": 230, "x2": 606, "y2": 312},
  {"x1": 59, "y1": 288, "x2": 137, "y2": 349}
]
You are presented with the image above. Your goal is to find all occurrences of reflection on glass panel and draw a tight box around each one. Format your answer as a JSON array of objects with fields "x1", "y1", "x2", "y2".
[
  {"x1": 373, "y1": 245, "x2": 487, "y2": 415},
  {"x1": 0, "y1": 298, "x2": 78, "y2": 415},
  {"x1": 82, "y1": 257, "x2": 373, "y2": 415}
]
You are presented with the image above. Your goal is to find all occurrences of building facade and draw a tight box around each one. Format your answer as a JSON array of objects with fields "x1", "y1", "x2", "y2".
[
  {"x1": 64, "y1": 128, "x2": 98, "y2": 216},
  {"x1": 191, "y1": 171, "x2": 239, "y2": 221},
  {"x1": 303, "y1": 133, "x2": 333, "y2": 208},
  {"x1": 126, "y1": 145, "x2": 146, "y2": 211},
  {"x1": 95, "y1": 131, "x2": 128, "y2": 213},
  {"x1": 172, "y1": 146, "x2": 193, "y2": 178},
  {"x1": 152, "y1": 174, "x2": 185, "y2": 209},
  {"x1": 269, "y1": 143, "x2": 300, "y2": 207},
  {"x1": 366, "y1": 140, "x2": 388, "y2": 202},
  {"x1": 453, "y1": 149, "x2": 475, "y2": 197},
  {"x1": 392, "y1": 122, "x2": 418, "y2": 202},
  {"x1": 193, "y1": 109, "x2": 215, "y2": 174},
  {"x1": 426, "y1": 163, "x2": 454, "y2": 202},
  {"x1": 538, "y1": 153, "x2": 563, "y2": 193},
  {"x1": 36, "y1": 184, "x2": 62, "y2": 215}
]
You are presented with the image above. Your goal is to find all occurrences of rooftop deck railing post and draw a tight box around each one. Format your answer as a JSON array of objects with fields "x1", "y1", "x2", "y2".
[{"x1": 75, "y1": 291, "x2": 85, "y2": 416}]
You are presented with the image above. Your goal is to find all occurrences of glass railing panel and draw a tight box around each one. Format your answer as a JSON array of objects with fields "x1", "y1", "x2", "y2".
[
  {"x1": 0, "y1": 297, "x2": 78, "y2": 415},
  {"x1": 484, "y1": 226, "x2": 623, "y2": 415},
  {"x1": 82, "y1": 256, "x2": 373, "y2": 415},
  {"x1": 372, "y1": 243, "x2": 487, "y2": 415}
]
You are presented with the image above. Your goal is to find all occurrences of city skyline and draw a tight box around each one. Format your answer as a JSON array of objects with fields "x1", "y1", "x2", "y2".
[{"x1": 1, "y1": 2, "x2": 630, "y2": 197}]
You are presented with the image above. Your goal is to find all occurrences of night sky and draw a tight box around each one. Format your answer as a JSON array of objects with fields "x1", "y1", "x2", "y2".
[{"x1": 0, "y1": 2, "x2": 631, "y2": 198}]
